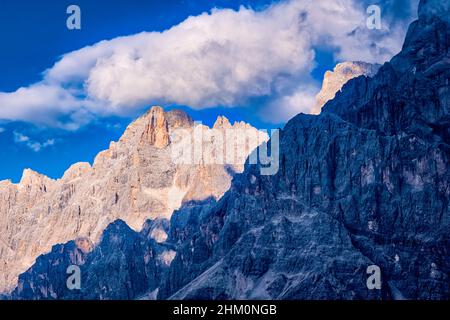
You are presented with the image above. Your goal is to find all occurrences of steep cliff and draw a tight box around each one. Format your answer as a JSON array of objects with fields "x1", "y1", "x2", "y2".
[
  {"x1": 311, "y1": 61, "x2": 380, "y2": 114},
  {"x1": 159, "y1": 0, "x2": 450, "y2": 300},
  {"x1": 12, "y1": 219, "x2": 170, "y2": 300},
  {"x1": 0, "y1": 106, "x2": 266, "y2": 293},
  {"x1": 9, "y1": 0, "x2": 450, "y2": 300}
]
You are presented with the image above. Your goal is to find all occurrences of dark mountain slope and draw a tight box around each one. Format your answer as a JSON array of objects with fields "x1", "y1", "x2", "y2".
[
  {"x1": 11, "y1": 219, "x2": 171, "y2": 299},
  {"x1": 159, "y1": 0, "x2": 450, "y2": 300}
]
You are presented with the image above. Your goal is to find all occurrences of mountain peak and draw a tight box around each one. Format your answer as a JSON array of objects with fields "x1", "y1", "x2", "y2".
[
  {"x1": 61, "y1": 162, "x2": 92, "y2": 181},
  {"x1": 143, "y1": 106, "x2": 193, "y2": 128},
  {"x1": 19, "y1": 168, "x2": 53, "y2": 188},
  {"x1": 311, "y1": 61, "x2": 380, "y2": 114},
  {"x1": 166, "y1": 109, "x2": 194, "y2": 128},
  {"x1": 0, "y1": 105, "x2": 266, "y2": 292},
  {"x1": 213, "y1": 115, "x2": 232, "y2": 129},
  {"x1": 120, "y1": 106, "x2": 195, "y2": 148}
]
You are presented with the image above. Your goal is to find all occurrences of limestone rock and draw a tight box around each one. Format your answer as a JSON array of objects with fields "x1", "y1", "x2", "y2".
[
  {"x1": 159, "y1": 0, "x2": 450, "y2": 300},
  {"x1": 11, "y1": 0, "x2": 449, "y2": 301},
  {"x1": 12, "y1": 219, "x2": 168, "y2": 300},
  {"x1": 0, "y1": 106, "x2": 266, "y2": 293},
  {"x1": 311, "y1": 61, "x2": 380, "y2": 114}
]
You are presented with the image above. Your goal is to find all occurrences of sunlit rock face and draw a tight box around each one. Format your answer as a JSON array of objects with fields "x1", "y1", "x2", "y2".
[
  {"x1": 311, "y1": 61, "x2": 380, "y2": 115},
  {"x1": 0, "y1": 106, "x2": 266, "y2": 293}
]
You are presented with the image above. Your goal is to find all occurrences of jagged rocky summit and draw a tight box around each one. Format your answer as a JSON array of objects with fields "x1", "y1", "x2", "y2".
[
  {"x1": 0, "y1": 106, "x2": 266, "y2": 294},
  {"x1": 7, "y1": 0, "x2": 450, "y2": 300},
  {"x1": 161, "y1": 0, "x2": 450, "y2": 299},
  {"x1": 311, "y1": 61, "x2": 380, "y2": 114}
]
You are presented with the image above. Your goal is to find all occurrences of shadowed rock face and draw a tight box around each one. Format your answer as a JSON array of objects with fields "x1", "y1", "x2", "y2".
[
  {"x1": 159, "y1": 0, "x2": 450, "y2": 300},
  {"x1": 12, "y1": 219, "x2": 170, "y2": 300},
  {"x1": 8, "y1": 0, "x2": 450, "y2": 300},
  {"x1": 10, "y1": 199, "x2": 216, "y2": 300}
]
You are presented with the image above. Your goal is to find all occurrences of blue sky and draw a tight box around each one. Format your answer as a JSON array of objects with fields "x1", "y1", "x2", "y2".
[{"x1": 0, "y1": 0, "x2": 418, "y2": 182}]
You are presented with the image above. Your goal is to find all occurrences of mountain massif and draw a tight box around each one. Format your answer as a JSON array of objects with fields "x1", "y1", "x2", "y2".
[
  {"x1": 159, "y1": 0, "x2": 450, "y2": 299},
  {"x1": 3, "y1": 0, "x2": 450, "y2": 300},
  {"x1": 0, "y1": 107, "x2": 266, "y2": 294}
]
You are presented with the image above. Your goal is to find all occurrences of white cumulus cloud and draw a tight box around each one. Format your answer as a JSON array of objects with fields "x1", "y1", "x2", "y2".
[{"x1": 0, "y1": 0, "x2": 415, "y2": 127}]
